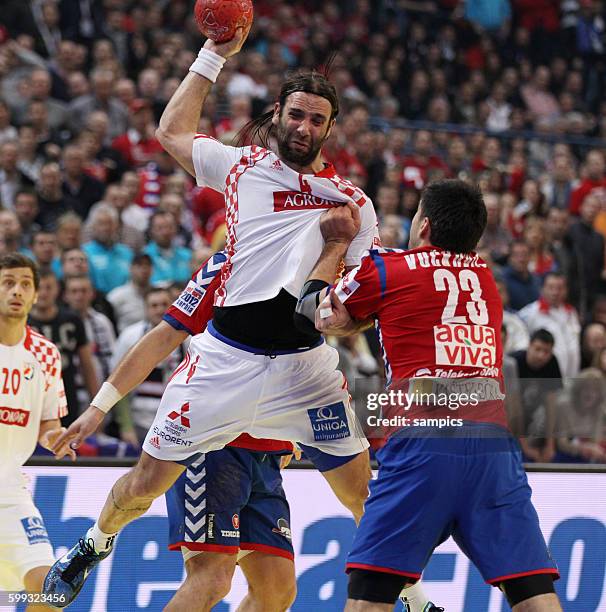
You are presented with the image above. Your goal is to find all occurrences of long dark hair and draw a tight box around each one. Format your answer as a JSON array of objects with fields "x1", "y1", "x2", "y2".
[{"x1": 236, "y1": 64, "x2": 339, "y2": 148}]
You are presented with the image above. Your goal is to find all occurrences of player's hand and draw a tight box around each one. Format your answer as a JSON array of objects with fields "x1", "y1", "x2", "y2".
[
  {"x1": 315, "y1": 289, "x2": 354, "y2": 335},
  {"x1": 49, "y1": 406, "x2": 105, "y2": 454},
  {"x1": 320, "y1": 202, "x2": 361, "y2": 247},
  {"x1": 203, "y1": 23, "x2": 252, "y2": 59},
  {"x1": 40, "y1": 427, "x2": 77, "y2": 461},
  {"x1": 280, "y1": 445, "x2": 302, "y2": 469}
]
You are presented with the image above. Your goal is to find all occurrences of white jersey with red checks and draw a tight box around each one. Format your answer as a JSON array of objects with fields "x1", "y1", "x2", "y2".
[
  {"x1": 0, "y1": 326, "x2": 67, "y2": 502},
  {"x1": 191, "y1": 135, "x2": 379, "y2": 307},
  {"x1": 335, "y1": 247, "x2": 507, "y2": 427}
]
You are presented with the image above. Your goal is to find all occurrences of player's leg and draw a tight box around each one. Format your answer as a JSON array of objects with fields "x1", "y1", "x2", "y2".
[
  {"x1": 500, "y1": 576, "x2": 562, "y2": 611},
  {"x1": 237, "y1": 552, "x2": 296, "y2": 612},
  {"x1": 298, "y1": 445, "x2": 370, "y2": 524},
  {"x1": 165, "y1": 551, "x2": 238, "y2": 612},
  {"x1": 236, "y1": 452, "x2": 296, "y2": 611},
  {"x1": 452, "y1": 425, "x2": 561, "y2": 611},
  {"x1": 22, "y1": 566, "x2": 55, "y2": 611}
]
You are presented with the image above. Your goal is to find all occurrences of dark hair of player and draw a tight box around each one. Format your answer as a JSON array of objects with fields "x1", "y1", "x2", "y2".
[
  {"x1": 420, "y1": 179, "x2": 487, "y2": 254},
  {"x1": 236, "y1": 69, "x2": 339, "y2": 148},
  {"x1": 530, "y1": 328, "x2": 555, "y2": 346},
  {"x1": 0, "y1": 252, "x2": 40, "y2": 289}
]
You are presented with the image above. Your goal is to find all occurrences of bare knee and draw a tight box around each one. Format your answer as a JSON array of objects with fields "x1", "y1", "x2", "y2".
[
  {"x1": 247, "y1": 572, "x2": 296, "y2": 610},
  {"x1": 124, "y1": 454, "x2": 183, "y2": 500},
  {"x1": 186, "y1": 555, "x2": 235, "y2": 604}
]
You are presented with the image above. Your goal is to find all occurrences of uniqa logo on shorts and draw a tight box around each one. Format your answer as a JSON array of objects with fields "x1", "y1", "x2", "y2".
[
  {"x1": 433, "y1": 324, "x2": 496, "y2": 368},
  {"x1": 307, "y1": 402, "x2": 350, "y2": 441}
]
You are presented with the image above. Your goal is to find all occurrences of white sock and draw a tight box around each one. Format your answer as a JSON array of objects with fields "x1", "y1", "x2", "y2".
[
  {"x1": 86, "y1": 524, "x2": 117, "y2": 553},
  {"x1": 399, "y1": 582, "x2": 430, "y2": 612}
]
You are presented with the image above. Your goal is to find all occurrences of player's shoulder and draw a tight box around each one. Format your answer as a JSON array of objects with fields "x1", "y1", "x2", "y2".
[
  {"x1": 360, "y1": 247, "x2": 406, "y2": 266},
  {"x1": 193, "y1": 135, "x2": 270, "y2": 159},
  {"x1": 24, "y1": 326, "x2": 61, "y2": 363},
  {"x1": 328, "y1": 171, "x2": 372, "y2": 208}
]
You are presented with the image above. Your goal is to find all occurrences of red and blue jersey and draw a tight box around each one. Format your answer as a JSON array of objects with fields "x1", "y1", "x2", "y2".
[
  {"x1": 163, "y1": 252, "x2": 293, "y2": 454},
  {"x1": 335, "y1": 247, "x2": 506, "y2": 427}
]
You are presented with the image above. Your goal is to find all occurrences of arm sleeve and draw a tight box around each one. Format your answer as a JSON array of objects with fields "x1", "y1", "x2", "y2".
[
  {"x1": 344, "y1": 200, "x2": 381, "y2": 268},
  {"x1": 163, "y1": 251, "x2": 226, "y2": 336},
  {"x1": 41, "y1": 345, "x2": 68, "y2": 420},
  {"x1": 333, "y1": 252, "x2": 384, "y2": 321},
  {"x1": 191, "y1": 135, "x2": 250, "y2": 191}
]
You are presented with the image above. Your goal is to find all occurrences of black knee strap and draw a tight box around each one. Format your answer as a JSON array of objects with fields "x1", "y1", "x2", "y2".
[
  {"x1": 348, "y1": 568, "x2": 414, "y2": 604},
  {"x1": 500, "y1": 573, "x2": 556, "y2": 607}
]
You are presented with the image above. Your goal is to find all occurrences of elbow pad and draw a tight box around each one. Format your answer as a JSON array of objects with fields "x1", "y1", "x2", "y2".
[{"x1": 293, "y1": 280, "x2": 330, "y2": 334}]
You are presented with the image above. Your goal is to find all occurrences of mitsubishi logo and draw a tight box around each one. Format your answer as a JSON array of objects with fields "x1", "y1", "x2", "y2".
[{"x1": 168, "y1": 402, "x2": 191, "y2": 428}]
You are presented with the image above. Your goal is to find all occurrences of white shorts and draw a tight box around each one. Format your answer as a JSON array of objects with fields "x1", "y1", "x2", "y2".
[
  {"x1": 143, "y1": 323, "x2": 369, "y2": 463},
  {"x1": 0, "y1": 499, "x2": 55, "y2": 591}
]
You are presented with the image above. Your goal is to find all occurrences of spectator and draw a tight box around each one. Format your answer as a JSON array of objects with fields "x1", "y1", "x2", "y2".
[
  {"x1": 495, "y1": 277, "x2": 530, "y2": 353},
  {"x1": 28, "y1": 269, "x2": 98, "y2": 424},
  {"x1": 111, "y1": 287, "x2": 186, "y2": 443},
  {"x1": 0, "y1": 99, "x2": 18, "y2": 144},
  {"x1": 143, "y1": 210, "x2": 192, "y2": 284},
  {"x1": 14, "y1": 68, "x2": 67, "y2": 129},
  {"x1": 158, "y1": 193, "x2": 194, "y2": 249},
  {"x1": 68, "y1": 68, "x2": 128, "y2": 139},
  {"x1": 542, "y1": 154, "x2": 577, "y2": 210},
  {"x1": 36, "y1": 161, "x2": 69, "y2": 229},
  {"x1": 519, "y1": 272, "x2": 581, "y2": 379},
  {"x1": 110, "y1": 99, "x2": 163, "y2": 169},
  {"x1": 55, "y1": 211, "x2": 83, "y2": 252},
  {"x1": 477, "y1": 192, "x2": 511, "y2": 265},
  {"x1": 13, "y1": 188, "x2": 41, "y2": 248},
  {"x1": 82, "y1": 203, "x2": 133, "y2": 293},
  {"x1": 62, "y1": 274, "x2": 115, "y2": 399},
  {"x1": 523, "y1": 216, "x2": 556, "y2": 277},
  {"x1": 568, "y1": 191, "x2": 605, "y2": 319},
  {"x1": 570, "y1": 149, "x2": 606, "y2": 215},
  {"x1": 0, "y1": 140, "x2": 32, "y2": 209},
  {"x1": 61, "y1": 144, "x2": 105, "y2": 220},
  {"x1": 556, "y1": 369, "x2": 606, "y2": 463},
  {"x1": 30, "y1": 230, "x2": 57, "y2": 272},
  {"x1": 107, "y1": 253, "x2": 153, "y2": 334},
  {"x1": 520, "y1": 65, "x2": 560, "y2": 126},
  {"x1": 512, "y1": 329, "x2": 563, "y2": 462},
  {"x1": 501, "y1": 240, "x2": 541, "y2": 311},
  {"x1": 581, "y1": 322, "x2": 606, "y2": 369}
]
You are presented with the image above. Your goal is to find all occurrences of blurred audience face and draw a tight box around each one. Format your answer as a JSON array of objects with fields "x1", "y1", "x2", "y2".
[
  {"x1": 508, "y1": 242, "x2": 530, "y2": 275},
  {"x1": 67, "y1": 72, "x2": 90, "y2": 99},
  {"x1": 30, "y1": 69, "x2": 52, "y2": 100},
  {"x1": 130, "y1": 258, "x2": 152, "y2": 288},
  {"x1": 0, "y1": 210, "x2": 21, "y2": 242},
  {"x1": 92, "y1": 70, "x2": 115, "y2": 102},
  {"x1": 56, "y1": 216, "x2": 82, "y2": 250},
  {"x1": 541, "y1": 274, "x2": 566, "y2": 307},
  {"x1": 92, "y1": 210, "x2": 118, "y2": 246},
  {"x1": 526, "y1": 338, "x2": 554, "y2": 370},
  {"x1": 63, "y1": 276, "x2": 94, "y2": 313},
  {"x1": 14, "y1": 192, "x2": 39, "y2": 227},
  {"x1": 62, "y1": 249, "x2": 89, "y2": 276},
  {"x1": 121, "y1": 172, "x2": 140, "y2": 201},
  {"x1": 0, "y1": 142, "x2": 18, "y2": 172},
  {"x1": 32, "y1": 232, "x2": 57, "y2": 265},
  {"x1": 483, "y1": 193, "x2": 500, "y2": 227},
  {"x1": 38, "y1": 163, "x2": 62, "y2": 196},
  {"x1": 159, "y1": 194, "x2": 185, "y2": 223},
  {"x1": 35, "y1": 274, "x2": 60, "y2": 310},
  {"x1": 584, "y1": 323, "x2": 606, "y2": 358},
  {"x1": 150, "y1": 212, "x2": 177, "y2": 248},
  {"x1": 62, "y1": 146, "x2": 85, "y2": 179},
  {"x1": 104, "y1": 184, "x2": 130, "y2": 211},
  {"x1": 145, "y1": 289, "x2": 172, "y2": 326},
  {"x1": 586, "y1": 150, "x2": 605, "y2": 180},
  {"x1": 546, "y1": 208, "x2": 569, "y2": 241},
  {"x1": 580, "y1": 192, "x2": 600, "y2": 225},
  {"x1": 376, "y1": 185, "x2": 400, "y2": 216}
]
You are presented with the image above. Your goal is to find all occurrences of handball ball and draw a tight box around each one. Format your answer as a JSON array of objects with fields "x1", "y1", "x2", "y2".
[{"x1": 194, "y1": 0, "x2": 253, "y2": 43}]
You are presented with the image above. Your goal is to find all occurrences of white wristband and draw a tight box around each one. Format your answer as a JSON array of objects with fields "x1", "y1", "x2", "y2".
[
  {"x1": 91, "y1": 382, "x2": 123, "y2": 414},
  {"x1": 189, "y1": 48, "x2": 226, "y2": 83}
]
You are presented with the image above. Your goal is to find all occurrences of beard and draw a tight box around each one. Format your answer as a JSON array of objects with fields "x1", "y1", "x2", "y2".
[{"x1": 275, "y1": 122, "x2": 325, "y2": 167}]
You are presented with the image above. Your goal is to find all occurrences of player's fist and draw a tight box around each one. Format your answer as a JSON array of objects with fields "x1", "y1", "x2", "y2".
[{"x1": 320, "y1": 202, "x2": 361, "y2": 246}]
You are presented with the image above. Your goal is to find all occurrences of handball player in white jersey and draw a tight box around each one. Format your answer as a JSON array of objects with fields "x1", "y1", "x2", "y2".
[
  {"x1": 0, "y1": 253, "x2": 74, "y2": 610},
  {"x1": 44, "y1": 27, "x2": 379, "y2": 607}
]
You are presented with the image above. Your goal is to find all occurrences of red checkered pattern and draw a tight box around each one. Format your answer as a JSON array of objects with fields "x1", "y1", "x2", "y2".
[
  {"x1": 215, "y1": 145, "x2": 271, "y2": 307},
  {"x1": 25, "y1": 328, "x2": 61, "y2": 390},
  {"x1": 327, "y1": 174, "x2": 369, "y2": 207}
]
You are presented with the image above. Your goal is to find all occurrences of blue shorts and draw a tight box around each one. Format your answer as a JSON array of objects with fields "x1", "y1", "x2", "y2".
[
  {"x1": 347, "y1": 424, "x2": 559, "y2": 585},
  {"x1": 166, "y1": 446, "x2": 294, "y2": 560}
]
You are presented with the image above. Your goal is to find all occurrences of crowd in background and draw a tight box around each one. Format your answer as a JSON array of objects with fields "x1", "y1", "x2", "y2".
[{"x1": 1, "y1": 0, "x2": 606, "y2": 462}]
